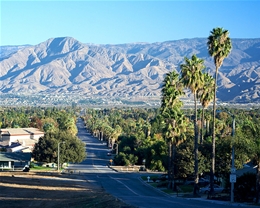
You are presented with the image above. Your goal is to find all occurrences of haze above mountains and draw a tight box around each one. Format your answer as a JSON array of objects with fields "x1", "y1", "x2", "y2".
[{"x1": 0, "y1": 37, "x2": 260, "y2": 103}]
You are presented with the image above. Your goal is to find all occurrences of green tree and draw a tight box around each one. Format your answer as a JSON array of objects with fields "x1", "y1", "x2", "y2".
[
  {"x1": 176, "y1": 135, "x2": 209, "y2": 179},
  {"x1": 197, "y1": 72, "x2": 215, "y2": 143},
  {"x1": 161, "y1": 70, "x2": 187, "y2": 190},
  {"x1": 146, "y1": 139, "x2": 167, "y2": 172},
  {"x1": 207, "y1": 27, "x2": 232, "y2": 193},
  {"x1": 32, "y1": 131, "x2": 86, "y2": 165},
  {"x1": 57, "y1": 113, "x2": 77, "y2": 136},
  {"x1": 180, "y1": 54, "x2": 205, "y2": 195}
]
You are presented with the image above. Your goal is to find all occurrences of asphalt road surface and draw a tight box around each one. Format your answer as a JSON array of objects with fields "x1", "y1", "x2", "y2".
[{"x1": 67, "y1": 118, "x2": 246, "y2": 208}]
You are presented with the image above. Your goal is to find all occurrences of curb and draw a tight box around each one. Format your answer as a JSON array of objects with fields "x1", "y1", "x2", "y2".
[{"x1": 139, "y1": 178, "x2": 257, "y2": 207}]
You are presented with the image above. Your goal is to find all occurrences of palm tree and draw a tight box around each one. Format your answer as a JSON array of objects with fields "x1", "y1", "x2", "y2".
[
  {"x1": 163, "y1": 107, "x2": 187, "y2": 190},
  {"x1": 197, "y1": 72, "x2": 215, "y2": 144},
  {"x1": 207, "y1": 27, "x2": 232, "y2": 194},
  {"x1": 161, "y1": 71, "x2": 183, "y2": 110},
  {"x1": 111, "y1": 124, "x2": 122, "y2": 150},
  {"x1": 103, "y1": 124, "x2": 114, "y2": 147},
  {"x1": 180, "y1": 54, "x2": 205, "y2": 195},
  {"x1": 161, "y1": 70, "x2": 187, "y2": 190}
]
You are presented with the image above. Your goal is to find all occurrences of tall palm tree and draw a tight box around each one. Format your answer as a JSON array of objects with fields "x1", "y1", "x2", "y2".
[
  {"x1": 180, "y1": 54, "x2": 205, "y2": 195},
  {"x1": 207, "y1": 27, "x2": 232, "y2": 194},
  {"x1": 197, "y1": 72, "x2": 215, "y2": 144},
  {"x1": 163, "y1": 107, "x2": 187, "y2": 190},
  {"x1": 161, "y1": 71, "x2": 186, "y2": 190}
]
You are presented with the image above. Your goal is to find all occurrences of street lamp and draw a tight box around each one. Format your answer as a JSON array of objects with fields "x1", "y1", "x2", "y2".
[
  {"x1": 114, "y1": 143, "x2": 119, "y2": 155},
  {"x1": 216, "y1": 111, "x2": 236, "y2": 202},
  {"x1": 58, "y1": 141, "x2": 65, "y2": 172}
]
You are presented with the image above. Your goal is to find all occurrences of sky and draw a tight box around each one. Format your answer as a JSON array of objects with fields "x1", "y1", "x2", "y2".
[{"x1": 0, "y1": 0, "x2": 260, "y2": 46}]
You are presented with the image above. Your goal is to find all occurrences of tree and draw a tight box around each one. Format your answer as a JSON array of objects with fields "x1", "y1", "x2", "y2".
[
  {"x1": 57, "y1": 114, "x2": 77, "y2": 136},
  {"x1": 32, "y1": 131, "x2": 86, "y2": 165},
  {"x1": 197, "y1": 72, "x2": 215, "y2": 144},
  {"x1": 239, "y1": 117, "x2": 260, "y2": 202},
  {"x1": 161, "y1": 70, "x2": 187, "y2": 190},
  {"x1": 180, "y1": 54, "x2": 205, "y2": 195},
  {"x1": 111, "y1": 124, "x2": 122, "y2": 150},
  {"x1": 176, "y1": 135, "x2": 209, "y2": 179},
  {"x1": 207, "y1": 27, "x2": 232, "y2": 194}
]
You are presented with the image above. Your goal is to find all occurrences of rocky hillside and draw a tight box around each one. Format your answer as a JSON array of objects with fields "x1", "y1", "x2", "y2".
[{"x1": 0, "y1": 37, "x2": 259, "y2": 103}]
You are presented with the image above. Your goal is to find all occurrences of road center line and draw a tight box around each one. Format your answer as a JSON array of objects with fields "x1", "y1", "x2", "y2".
[{"x1": 110, "y1": 176, "x2": 139, "y2": 196}]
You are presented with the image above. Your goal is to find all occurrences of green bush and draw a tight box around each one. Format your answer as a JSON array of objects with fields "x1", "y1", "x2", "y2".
[
  {"x1": 150, "y1": 160, "x2": 165, "y2": 172},
  {"x1": 113, "y1": 152, "x2": 138, "y2": 166},
  {"x1": 157, "y1": 181, "x2": 168, "y2": 188}
]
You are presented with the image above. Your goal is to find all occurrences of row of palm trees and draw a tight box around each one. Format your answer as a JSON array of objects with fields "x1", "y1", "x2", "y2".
[
  {"x1": 161, "y1": 27, "x2": 232, "y2": 195},
  {"x1": 84, "y1": 111, "x2": 122, "y2": 148}
]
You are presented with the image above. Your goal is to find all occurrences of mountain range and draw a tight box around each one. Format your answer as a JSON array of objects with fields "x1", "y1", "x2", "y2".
[{"x1": 0, "y1": 37, "x2": 260, "y2": 103}]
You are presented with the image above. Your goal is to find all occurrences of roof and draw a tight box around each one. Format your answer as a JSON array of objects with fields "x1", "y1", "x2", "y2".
[
  {"x1": 1, "y1": 128, "x2": 44, "y2": 136},
  {"x1": 236, "y1": 163, "x2": 257, "y2": 177},
  {"x1": 0, "y1": 152, "x2": 31, "y2": 162}
]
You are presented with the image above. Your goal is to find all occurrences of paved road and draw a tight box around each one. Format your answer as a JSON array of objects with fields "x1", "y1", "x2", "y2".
[
  {"x1": 67, "y1": 118, "x2": 114, "y2": 174},
  {"x1": 67, "y1": 118, "x2": 251, "y2": 208}
]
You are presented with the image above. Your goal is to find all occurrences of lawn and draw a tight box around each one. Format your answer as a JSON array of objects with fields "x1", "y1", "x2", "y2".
[
  {"x1": 30, "y1": 166, "x2": 55, "y2": 171},
  {"x1": 141, "y1": 175, "x2": 194, "y2": 194}
]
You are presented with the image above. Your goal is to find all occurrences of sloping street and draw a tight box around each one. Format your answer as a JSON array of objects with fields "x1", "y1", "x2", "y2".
[{"x1": 66, "y1": 118, "x2": 251, "y2": 208}]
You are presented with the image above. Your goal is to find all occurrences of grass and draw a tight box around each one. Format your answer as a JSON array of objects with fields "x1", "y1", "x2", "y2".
[
  {"x1": 141, "y1": 175, "x2": 158, "y2": 182},
  {"x1": 141, "y1": 175, "x2": 194, "y2": 195},
  {"x1": 179, "y1": 184, "x2": 193, "y2": 193},
  {"x1": 162, "y1": 189, "x2": 174, "y2": 194},
  {"x1": 30, "y1": 166, "x2": 55, "y2": 171}
]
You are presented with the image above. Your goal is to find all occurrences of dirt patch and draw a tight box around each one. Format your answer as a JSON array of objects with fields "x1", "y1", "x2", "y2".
[{"x1": 0, "y1": 171, "x2": 136, "y2": 208}]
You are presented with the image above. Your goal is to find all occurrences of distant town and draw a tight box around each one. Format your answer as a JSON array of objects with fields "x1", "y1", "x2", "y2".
[
  {"x1": 0, "y1": 93, "x2": 161, "y2": 108},
  {"x1": 0, "y1": 93, "x2": 259, "y2": 109}
]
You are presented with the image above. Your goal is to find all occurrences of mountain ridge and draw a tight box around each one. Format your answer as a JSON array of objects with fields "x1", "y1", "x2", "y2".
[{"x1": 0, "y1": 37, "x2": 259, "y2": 103}]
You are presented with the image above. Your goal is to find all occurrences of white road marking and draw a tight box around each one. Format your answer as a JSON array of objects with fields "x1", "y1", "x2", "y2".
[{"x1": 110, "y1": 176, "x2": 139, "y2": 195}]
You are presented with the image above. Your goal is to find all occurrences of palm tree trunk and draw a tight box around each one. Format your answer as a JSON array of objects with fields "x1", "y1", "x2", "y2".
[
  {"x1": 206, "y1": 119, "x2": 210, "y2": 136},
  {"x1": 210, "y1": 67, "x2": 218, "y2": 195},
  {"x1": 168, "y1": 141, "x2": 173, "y2": 189},
  {"x1": 193, "y1": 93, "x2": 199, "y2": 196},
  {"x1": 171, "y1": 144, "x2": 177, "y2": 191},
  {"x1": 200, "y1": 108, "x2": 205, "y2": 144},
  {"x1": 100, "y1": 131, "x2": 103, "y2": 141}
]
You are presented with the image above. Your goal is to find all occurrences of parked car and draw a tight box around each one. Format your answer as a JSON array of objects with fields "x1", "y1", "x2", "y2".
[
  {"x1": 199, "y1": 184, "x2": 225, "y2": 194},
  {"x1": 22, "y1": 165, "x2": 30, "y2": 172},
  {"x1": 185, "y1": 178, "x2": 209, "y2": 186},
  {"x1": 159, "y1": 174, "x2": 168, "y2": 181}
]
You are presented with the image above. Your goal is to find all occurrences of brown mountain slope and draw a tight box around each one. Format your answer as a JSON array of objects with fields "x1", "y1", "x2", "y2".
[{"x1": 0, "y1": 37, "x2": 259, "y2": 102}]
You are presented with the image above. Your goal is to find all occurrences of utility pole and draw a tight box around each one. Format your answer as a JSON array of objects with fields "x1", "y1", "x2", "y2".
[
  {"x1": 230, "y1": 115, "x2": 236, "y2": 203},
  {"x1": 116, "y1": 143, "x2": 118, "y2": 155},
  {"x1": 58, "y1": 141, "x2": 65, "y2": 172}
]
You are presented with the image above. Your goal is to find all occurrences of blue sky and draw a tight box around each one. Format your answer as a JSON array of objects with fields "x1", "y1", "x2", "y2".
[{"x1": 1, "y1": 0, "x2": 259, "y2": 46}]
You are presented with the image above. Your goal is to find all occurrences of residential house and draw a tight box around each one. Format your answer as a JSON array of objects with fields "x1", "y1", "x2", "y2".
[
  {"x1": 0, "y1": 152, "x2": 31, "y2": 169},
  {"x1": 0, "y1": 128, "x2": 44, "y2": 152}
]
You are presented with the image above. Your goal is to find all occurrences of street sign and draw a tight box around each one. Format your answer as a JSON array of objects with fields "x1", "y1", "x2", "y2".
[
  {"x1": 231, "y1": 168, "x2": 236, "y2": 174},
  {"x1": 230, "y1": 174, "x2": 236, "y2": 183}
]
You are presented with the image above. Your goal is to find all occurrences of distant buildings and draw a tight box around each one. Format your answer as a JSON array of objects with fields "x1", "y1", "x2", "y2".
[{"x1": 0, "y1": 128, "x2": 44, "y2": 153}]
